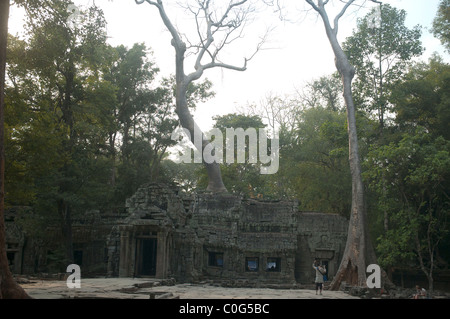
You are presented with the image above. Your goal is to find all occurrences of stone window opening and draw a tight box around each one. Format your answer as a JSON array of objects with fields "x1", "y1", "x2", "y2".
[
  {"x1": 266, "y1": 257, "x2": 281, "y2": 272},
  {"x1": 245, "y1": 257, "x2": 259, "y2": 272},
  {"x1": 208, "y1": 252, "x2": 224, "y2": 267}
]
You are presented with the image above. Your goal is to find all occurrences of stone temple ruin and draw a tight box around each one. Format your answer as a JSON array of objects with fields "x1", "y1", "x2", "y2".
[{"x1": 6, "y1": 183, "x2": 349, "y2": 286}]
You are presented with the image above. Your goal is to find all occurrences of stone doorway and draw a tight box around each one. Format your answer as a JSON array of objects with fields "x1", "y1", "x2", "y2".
[{"x1": 135, "y1": 238, "x2": 157, "y2": 276}]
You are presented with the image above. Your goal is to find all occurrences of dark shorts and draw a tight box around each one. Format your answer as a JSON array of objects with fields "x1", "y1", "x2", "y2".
[{"x1": 316, "y1": 283, "x2": 323, "y2": 290}]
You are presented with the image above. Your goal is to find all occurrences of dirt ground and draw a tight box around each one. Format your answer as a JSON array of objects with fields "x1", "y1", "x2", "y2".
[{"x1": 19, "y1": 277, "x2": 360, "y2": 299}]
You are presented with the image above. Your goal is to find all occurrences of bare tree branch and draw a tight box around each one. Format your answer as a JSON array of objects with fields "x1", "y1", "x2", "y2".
[
  {"x1": 305, "y1": 0, "x2": 320, "y2": 12},
  {"x1": 135, "y1": 0, "x2": 268, "y2": 192},
  {"x1": 135, "y1": 0, "x2": 185, "y2": 52},
  {"x1": 137, "y1": 0, "x2": 267, "y2": 84},
  {"x1": 305, "y1": 0, "x2": 383, "y2": 36},
  {"x1": 334, "y1": 0, "x2": 356, "y2": 35}
]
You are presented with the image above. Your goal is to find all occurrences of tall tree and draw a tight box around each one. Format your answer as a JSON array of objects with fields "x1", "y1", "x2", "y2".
[
  {"x1": 135, "y1": 0, "x2": 267, "y2": 193},
  {"x1": 365, "y1": 129, "x2": 450, "y2": 292},
  {"x1": 343, "y1": 3, "x2": 423, "y2": 237},
  {"x1": 390, "y1": 54, "x2": 450, "y2": 140},
  {"x1": 4, "y1": 1, "x2": 113, "y2": 268},
  {"x1": 343, "y1": 3, "x2": 423, "y2": 132},
  {"x1": 0, "y1": 0, "x2": 30, "y2": 299},
  {"x1": 288, "y1": 107, "x2": 353, "y2": 215},
  {"x1": 102, "y1": 43, "x2": 160, "y2": 201},
  {"x1": 24, "y1": 2, "x2": 110, "y2": 265},
  {"x1": 304, "y1": 0, "x2": 387, "y2": 290}
]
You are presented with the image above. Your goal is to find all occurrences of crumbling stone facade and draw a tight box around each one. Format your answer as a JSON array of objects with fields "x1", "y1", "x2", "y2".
[
  {"x1": 6, "y1": 183, "x2": 349, "y2": 285},
  {"x1": 110, "y1": 183, "x2": 348, "y2": 285}
]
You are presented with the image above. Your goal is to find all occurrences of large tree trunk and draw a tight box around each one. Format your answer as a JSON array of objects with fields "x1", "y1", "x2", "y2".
[
  {"x1": 58, "y1": 59, "x2": 76, "y2": 266},
  {"x1": 0, "y1": 0, "x2": 31, "y2": 299},
  {"x1": 330, "y1": 71, "x2": 379, "y2": 289},
  {"x1": 174, "y1": 50, "x2": 227, "y2": 193},
  {"x1": 306, "y1": 0, "x2": 384, "y2": 290},
  {"x1": 136, "y1": 0, "x2": 266, "y2": 194},
  {"x1": 330, "y1": 39, "x2": 378, "y2": 290}
]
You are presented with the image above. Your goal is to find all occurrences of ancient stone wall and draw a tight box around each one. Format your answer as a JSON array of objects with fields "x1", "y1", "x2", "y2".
[
  {"x1": 181, "y1": 193, "x2": 300, "y2": 284},
  {"x1": 5, "y1": 207, "x2": 121, "y2": 276},
  {"x1": 6, "y1": 183, "x2": 349, "y2": 286},
  {"x1": 295, "y1": 212, "x2": 348, "y2": 284}
]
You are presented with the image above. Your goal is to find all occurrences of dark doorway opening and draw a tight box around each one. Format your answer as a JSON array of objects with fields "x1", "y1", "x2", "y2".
[
  {"x1": 136, "y1": 238, "x2": 157, "y2": 276},
  {"x1": 74, "y1": 250, "x2": 83, "y2": 266},
  {"x1": 7, "y1": 252, "x2": 15, "y2": 269}
]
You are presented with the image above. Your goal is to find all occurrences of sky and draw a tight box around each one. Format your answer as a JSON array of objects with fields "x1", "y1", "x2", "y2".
[{"x1": 7, "y1": 0, "x2": 449, "y2": 131}]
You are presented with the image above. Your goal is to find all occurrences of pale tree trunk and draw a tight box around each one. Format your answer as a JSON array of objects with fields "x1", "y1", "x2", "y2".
[
  {"x1": 137, "y1": 0, "x2": 228, "y2": 193},
  {"x1": 305, "y1": 0, "x2": 390, "y2": 290},
  {"x1": 136, "y1": 0, "x2": 265, "y2": 193},
  {"x1": 174, "y1": 48, "x2": 227, "y2": 193},
  {"x1": 0, "y1": 0, "x2": 31, "y2": 299}
]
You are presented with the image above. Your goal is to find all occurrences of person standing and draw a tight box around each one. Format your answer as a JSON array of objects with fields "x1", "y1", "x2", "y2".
[
  {"x1": 313, "y1": 260, "x2": 325, "y2": 295},
  {"x1": 413, "y1": 285, "x2": 428, "y2": 299}
]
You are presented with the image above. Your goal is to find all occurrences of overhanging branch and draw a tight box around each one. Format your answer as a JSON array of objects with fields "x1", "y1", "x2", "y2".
[
  {"x1": 135, "y1": 0, "x2": 185, "y2": 53},
  {"x1": 137, "y1": 0, "x2": 269, "y2": 86}
]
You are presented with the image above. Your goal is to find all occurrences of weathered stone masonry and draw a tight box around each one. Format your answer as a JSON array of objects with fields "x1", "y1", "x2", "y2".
[
  {"x1": 111, "y1": 183, "x2": 348, "y2": 285},
  {"x1": 6, "y1": 183, "x2": 348, "y2": 285}
]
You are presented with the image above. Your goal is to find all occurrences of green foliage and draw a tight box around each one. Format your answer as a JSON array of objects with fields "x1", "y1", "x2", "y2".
[
  {"x1": 343, "y1": 4, "x2": 423, "y2": 127},
  {"x1": 196, "y1": 113, "x2": 269, "y2": 197},
  {"x1": 364, "y1": 128, "x2": 450, "y2": 271},
  {"x1": 432, "y1": 0, "x2": 450, "y2": 52},
  {"x1": 161, "y1": 160, "x2": 202, "y2": 193},
  {"x1": 4, "y1": 0, "x2": 450, "y2": 280},
  {"x1": 302, "y1": 73, "x2": 343, "y2": 111},
  {"x1": 375, "y1": 210, "x2": 416, "y2": 268},
  {"x1": 390, "y1": 54, "x2": 450, "y2": 140},
  {"x1": 5, "y1": 0, "x2": 216, "y2": 217},
  {"x1": 283, "y1": 107, "x2": 353, "y2": 215}
]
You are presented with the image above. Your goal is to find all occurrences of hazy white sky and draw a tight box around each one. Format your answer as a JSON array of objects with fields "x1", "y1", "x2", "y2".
[{"x1": 8, "y1": 0, "x2": 449, "y2": 130}]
